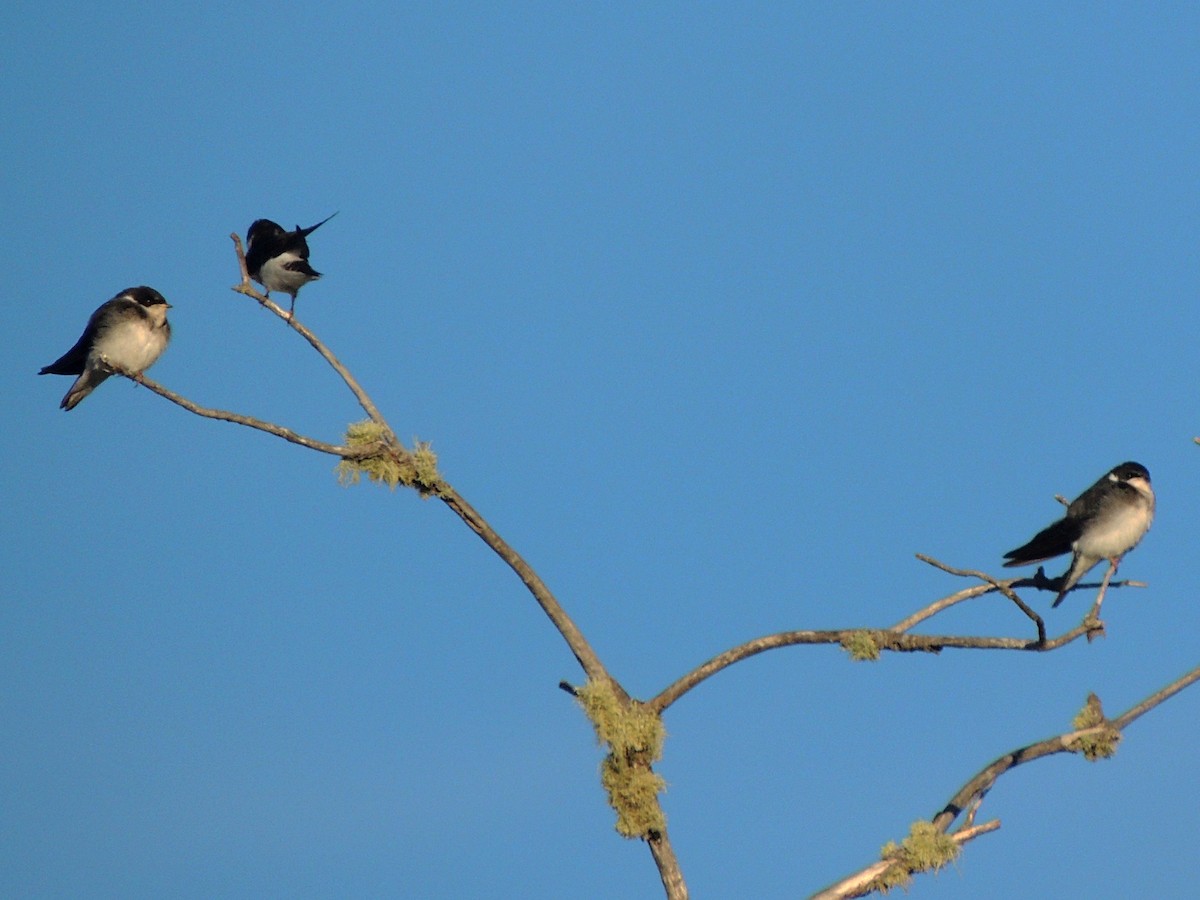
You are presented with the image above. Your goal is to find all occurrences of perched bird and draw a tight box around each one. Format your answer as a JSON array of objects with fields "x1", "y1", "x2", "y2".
[
  {"x1": 1003, "y1": 461, "x2": 1154, "y2": 607},
  {"x1": 245, "y1": 213, "x2": 336, "y2": 317},
  {"x1": 39, "y1": 286, "x2": 173, "y2": 411}
]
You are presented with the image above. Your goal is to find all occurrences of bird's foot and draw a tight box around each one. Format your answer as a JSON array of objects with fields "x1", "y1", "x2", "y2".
[{"x1": 1032, "y1": 567, "x2": 1065, "y2": 592}]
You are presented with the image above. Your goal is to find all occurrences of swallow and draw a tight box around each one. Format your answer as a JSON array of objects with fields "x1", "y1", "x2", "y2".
[
  {"x1": 1003, "y1": 461, "x2": 1154, "y2": 607},
  {"x1": 245, "y1": 213, "x2": 336, "y2": 317},
  {"x1": 39, "y1": 286, "x2": 173, "y2": 411}
]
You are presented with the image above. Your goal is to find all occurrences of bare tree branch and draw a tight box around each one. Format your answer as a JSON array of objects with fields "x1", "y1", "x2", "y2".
[
  {"x1": 888, "y1": 582, "x2": 996, "y2": 632},
  {"x1": 129, "y1": 243, "x2": 624, "y2": 702},
  {"x1": 121, "y1": 373, "x2": 375, "y2": 459},
  {"x1": 1112, "y1": 665, "x2": 1200, "y2": 730},
  {"x1": 434, "y1": 482, "x2": 621, "y2": 695},
  {"x1": 646, "y1": 556, "x2": 1143, "y2": 714},
  {"x1": 810, "y1": 662, "x2": 1200, "y2": 899},
  {"x1": 229, "y1": 233, "x2": 397, "y2": 436}
]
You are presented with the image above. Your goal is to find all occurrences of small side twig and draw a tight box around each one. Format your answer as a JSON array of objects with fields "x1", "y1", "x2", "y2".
[{"x1": 914, "y1": 555, "x2": 1046, "y2": 643}]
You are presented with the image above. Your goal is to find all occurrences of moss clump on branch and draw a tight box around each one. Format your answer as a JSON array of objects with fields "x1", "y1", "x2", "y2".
[
  {"x1": 841, "y1": 630, "x2": 882, "y2": 662},
  {"x1": 575, "y1": 679, "x2": 667, "y2": 839},
  {"x1": 1071, "y1": 693, "x2": 1121, "y2": 761},
  {"x1": 335, "y1": 420, "x2": 443, "y2": 495},
  {"x1": 871, "y1": 820, "x2": 960, "y2": 892}
]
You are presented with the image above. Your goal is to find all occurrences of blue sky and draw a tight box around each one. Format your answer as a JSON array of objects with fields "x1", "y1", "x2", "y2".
[{"x1": 3, "y1": 3, "x2": 1199, "y2": 897}]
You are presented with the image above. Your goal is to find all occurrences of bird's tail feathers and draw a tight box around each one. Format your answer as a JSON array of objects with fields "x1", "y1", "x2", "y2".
[
  {"x1": 60, "y1": 370, "x2": 108, "y2": 411},
  {"x1": 298, "y1": 211, "x2": 338, "y2": 236},
  {"x1": 1003, "y1": 518, "x2": 1079, "y2": 567}
]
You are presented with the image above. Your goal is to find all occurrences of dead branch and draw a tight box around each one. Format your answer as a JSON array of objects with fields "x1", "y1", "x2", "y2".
[
  {"x1": 120, "y1": 373, "x2": 374, "y2": 459},
  {"x1": 810, "y1": 662, "x2": 1200, "y2": 899},
  {"x1": 646, "y1": 555, "x2": 1142, "y2": 714}
]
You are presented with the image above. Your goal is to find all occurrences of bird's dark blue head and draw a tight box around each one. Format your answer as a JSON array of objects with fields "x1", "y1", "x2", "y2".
[
  {"x1": 1110, "y1": 461, "x2": 1150, "y2": 484},
  {"x1": 119, "y1": 286, "x2": 170, "y2": 308},
  {"x1": 247, "y1": 219, "x2": 286, "y2": 246}
]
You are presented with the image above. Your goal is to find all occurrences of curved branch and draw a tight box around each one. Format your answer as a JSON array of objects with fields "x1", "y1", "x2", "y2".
[
  {"x1": 228, "y1": 233, "x2": 396, "y2": 436},
  {"x1": 126, "y1": 374, "x2": 375, "y2": 458},
  {"x1": 435, "y1": 482, "x2": 621, "y2": 696},
  {"x1": 933, "y1": 662, "x2": 1200, "y2": 832},
  {"x1": 127, "y1": 239, "x2": 623, "y2": 703},
  {"x1": 645, "y1": 621, "x2": 1106, "y2": 714},
  {"x1": 888, "y1": 581, "x2": 997, "y2": 632},
  {"x1": 812, "y1": 661, "x2": 1200, "y2": 899},
  {"x1": 226, "y1": 238, "x2": 624, "y2": 692}
]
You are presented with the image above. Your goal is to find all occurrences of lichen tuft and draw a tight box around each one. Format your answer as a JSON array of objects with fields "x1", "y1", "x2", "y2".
[
  {"x1": 1071, "y1": 692, "x2": 1121, "y2": 761},
  {"x1": 335, "y1": 420, "x2": 443, "y2": 495},
  {"x1": 841, "y1": 630, "x2": 882, "y2": 662},
  {"x1": 576, "y1": 679, "x2": 667, "y2": 839},
  {"x1": 871, "y1": 821, "x2": 960, "y2": 892}
]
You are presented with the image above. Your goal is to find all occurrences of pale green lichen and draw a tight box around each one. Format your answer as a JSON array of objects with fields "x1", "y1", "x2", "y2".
[
  {"x1": 1071, "y1": 692, "x2": 1121, "y2": 761},
  {"x1": 575, "y1": 679, "x2": 667, "y2": 839},
  {"x1": 840, "y1": 630, "x2": 882, "y2": 662},
  {"x1": 335, "y1": 420, "x2": 442, "y2": 495},
  {"x1": 871, "y1": 820, "x2": 960, "y2": 892}
]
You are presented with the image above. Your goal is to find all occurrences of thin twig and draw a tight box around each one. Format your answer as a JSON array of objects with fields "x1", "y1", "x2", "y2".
[
  {"x1": 889, "y1": 582, "x2": 997, "y2": 633},
  {"x1": 920, "y1": 553, "x2": 1144, "y2": 597},
  {"x1": 913, "y1": 556, "x2": 1049, "y2": 642},
  {"x1": 125, "y1": 374, "x2": 375, "y2": 458}
]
